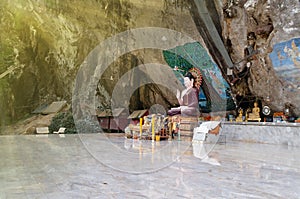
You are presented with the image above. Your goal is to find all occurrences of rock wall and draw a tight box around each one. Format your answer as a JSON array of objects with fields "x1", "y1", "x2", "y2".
[
  {"x1": 0, "y1": 0, "x2": 200, "y2": 127},
  {"x1": 219, "y1": 0, "x2": 300, "y2": 115}
]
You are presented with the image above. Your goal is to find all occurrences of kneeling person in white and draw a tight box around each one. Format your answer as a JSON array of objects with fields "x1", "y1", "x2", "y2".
[{"x1": 192, "y1": 120, "x2": 221, "y2": 165}]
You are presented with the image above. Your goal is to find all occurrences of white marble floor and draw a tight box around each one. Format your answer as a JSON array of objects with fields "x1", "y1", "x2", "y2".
[{"x1": 0, "y1": 134, "x2": 299, "y2": 198}]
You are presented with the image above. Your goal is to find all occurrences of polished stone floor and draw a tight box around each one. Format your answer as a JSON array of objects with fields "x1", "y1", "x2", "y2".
[{"x1": 1, "y1": 133, "x2": 300, "y2": 198}]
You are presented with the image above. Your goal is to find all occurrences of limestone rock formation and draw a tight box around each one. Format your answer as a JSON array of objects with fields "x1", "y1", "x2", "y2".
[{"x1": 219, "y1": 0, "x2": 300, "y2": 115}]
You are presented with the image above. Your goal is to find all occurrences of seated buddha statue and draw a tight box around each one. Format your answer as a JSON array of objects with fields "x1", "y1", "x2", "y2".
[
  {"x1": 248, "y1": 102, "x2": 261, "y2": 122},
  {"x1": 167, "y1": 72, "x2": 200, "y2": 117}
]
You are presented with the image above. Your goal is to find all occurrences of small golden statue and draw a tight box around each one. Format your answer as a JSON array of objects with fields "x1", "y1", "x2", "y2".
[
  {"x1": 236, "y1": 108, "x2": 243, "y2": 122},
  {"x1": 247, "y1": 102, "x2": 261, "y2": 122}
]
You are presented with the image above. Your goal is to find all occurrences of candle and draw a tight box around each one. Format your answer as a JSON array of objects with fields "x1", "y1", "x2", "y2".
[
  {"x1": 140, "y1": 117, "x2": 143, "y2": 138},
  {"x1": 152, "y1": 115, "x2": 155, "y2": 141}
]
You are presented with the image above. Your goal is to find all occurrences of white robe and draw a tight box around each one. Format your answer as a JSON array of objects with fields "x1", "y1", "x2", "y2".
[{"x1": 192, "y1": 121, "x2": 221, "y2": 166}]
